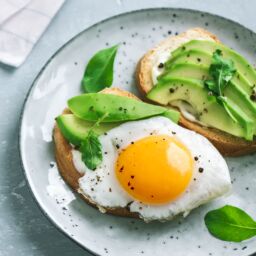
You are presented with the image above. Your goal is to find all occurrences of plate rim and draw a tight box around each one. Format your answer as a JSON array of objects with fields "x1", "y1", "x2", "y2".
[{"x1": 18, "y1": 7, "x2": 256, "y2": 256}]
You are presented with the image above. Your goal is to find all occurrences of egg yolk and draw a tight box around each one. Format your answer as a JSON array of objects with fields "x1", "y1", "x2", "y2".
[{"x1": 115, "y1": 135, "x2": 194, "y2": 204}]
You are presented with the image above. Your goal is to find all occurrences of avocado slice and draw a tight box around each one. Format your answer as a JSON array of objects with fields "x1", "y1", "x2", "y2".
[
  {"x1": 159, "y1": 63, "x2": 209, "y2": 81},
  {"x1": 68, "y1": 93, "x2": 180, "y2": 123},
  {"x1": 159, "y1": 63, "x2": 256, "y2": 131},
  {"x1": 171, "y1": 40, "x2": 256, "y2": 86},
  {"x1": 165, "y1": 49, "x2": 253, "y2": 95},
  {"x1": 165, "y1": 49, "x2": 213, "y2": 68},
  {"x1": 147, "y1": 77, "x2": 254, "y2": 140},
  {"x1": 56, "y1": 114, "x2": 119, "y2": 146},
  {"x1": 222, "y1": 97, "x2": 254, "y2": 140}
]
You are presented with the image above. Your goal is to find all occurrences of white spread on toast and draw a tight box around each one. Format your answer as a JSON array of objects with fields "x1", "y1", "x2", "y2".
[
  {"x1": 72, "y1": 149, "x2": 87, "y2": 174},
  {"x1": 151, "y1": 50, "x2": 171, "y2": 84},
  {"x1": 171, "y1": 100, "x2": 210, "y2": 127}
]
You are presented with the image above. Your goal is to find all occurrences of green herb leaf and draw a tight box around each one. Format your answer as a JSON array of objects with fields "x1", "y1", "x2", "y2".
[
  {"x1": 204, "y1": 80, "x2": 217, "y2": 93},
  {"x1": 204, "y1": 205, "x2": 256, "y2": 242},
  {"x1": 80, "y1": 130, "x2": 102, "y2": 170},
  {"x1": 204, "y1": 49, "x2": 236, "y2": 96},
  {"x1": 82, "y1": 45, "x2": 119, "y2": 93},
  {"x1": 204, "y1": 49, "x2": 236, "y2": 120},
  {"x1": 79, "y1": 113, "x2": 109, "y2": 170}
]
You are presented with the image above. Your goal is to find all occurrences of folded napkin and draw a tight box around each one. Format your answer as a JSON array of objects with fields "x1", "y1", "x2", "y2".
[
  {"x1": 0, "y1": 0, "x2": 65, "y2": 67},
  {"x1": 0, "y1": 0, "x2": 31, "y2": 24}
]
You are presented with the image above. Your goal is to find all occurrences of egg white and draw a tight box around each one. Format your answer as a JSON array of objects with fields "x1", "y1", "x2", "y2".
[{"x1": 73, "y1": 116, "x2": 231, "y2": 221}]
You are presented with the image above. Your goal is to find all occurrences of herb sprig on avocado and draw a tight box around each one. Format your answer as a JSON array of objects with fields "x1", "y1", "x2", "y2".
[
  {"x1": 204, "y1": 49, "x2": 237, "y2": 121},
  {"x1": 204, "y1": 49, "x2": 236, "y2": 95}
]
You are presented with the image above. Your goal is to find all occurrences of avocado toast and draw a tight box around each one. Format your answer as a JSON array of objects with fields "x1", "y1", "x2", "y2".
[
  {"x1": 53, "y1": 88, "x2": 180, "y2": 218},
  {"x1": 136, "y1": 27, "x2": 256, "y2": 156}
]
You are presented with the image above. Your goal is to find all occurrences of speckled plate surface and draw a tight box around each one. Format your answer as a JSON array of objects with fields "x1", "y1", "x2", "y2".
[{"x1": 20, "y1": 8, "x2": 256, "y2": 256}]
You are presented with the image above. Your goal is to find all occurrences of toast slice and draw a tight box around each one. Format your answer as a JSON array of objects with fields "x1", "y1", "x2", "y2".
[
  {"x1": 53, "y1": 88, "x2": 140, "y2": 218},
  {"x1": 136, "y1": 27, "x2": 256, "y2": 156}
]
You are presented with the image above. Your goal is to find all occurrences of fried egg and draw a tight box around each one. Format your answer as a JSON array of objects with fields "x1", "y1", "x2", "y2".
[{"x1": 72, "y1": 116, "x2": 231, "y2": 221}]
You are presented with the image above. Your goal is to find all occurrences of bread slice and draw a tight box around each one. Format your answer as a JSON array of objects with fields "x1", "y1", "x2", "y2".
[
  {"x1": 136, "y1": 27, "x2": 256, "y2": 156},
  {"x1": 53, "y1": 88, "x2": 140, "y2": 218}
]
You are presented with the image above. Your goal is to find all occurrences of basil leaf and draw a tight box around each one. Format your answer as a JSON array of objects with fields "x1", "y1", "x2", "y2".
[
  {"x1": 82, "y1": 45, "x2": 119, "y2": 93},
  {"x1": 204, "y1": 205, "x2": 256, "y2": 242},
  {"x1": 80, "y1": 130, "x2": 102, "y2": 170}
]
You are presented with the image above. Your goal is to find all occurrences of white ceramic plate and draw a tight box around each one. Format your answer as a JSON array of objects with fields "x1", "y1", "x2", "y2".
[{"x1": 20, "y1": 8, "x2": 256, "y2": 256}]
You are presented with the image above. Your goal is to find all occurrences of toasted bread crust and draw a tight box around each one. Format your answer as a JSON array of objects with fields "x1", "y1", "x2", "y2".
[
  {"x1": 136, "y1": 27, "x2": 256, "y2": 156},
  {"x1": 53, "y1": 88, "x2": 140, "y2": 218}
]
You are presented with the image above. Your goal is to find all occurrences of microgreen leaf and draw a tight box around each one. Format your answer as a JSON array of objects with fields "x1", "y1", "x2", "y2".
[
  {"x1": 205, "y1": 205, "x2": 256, "y2": 242},
  {"x1": 204, "y1": 49, "x2": 237, "y2": 120},
  {"x1": 82, "y1": 45, "x2": 119, "y2": 93},
  {"x1": 204, "y1": 49, "x2": 236, "y2": 96}
]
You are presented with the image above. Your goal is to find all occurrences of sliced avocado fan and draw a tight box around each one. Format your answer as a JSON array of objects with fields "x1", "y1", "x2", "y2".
[
  {"x1": 147, "y1": 41, "x2": 256, "y2": 140},
  {"x1": 147, "y1": 77, "x2": 253, "y2": 140},
  {"x1": 172, "y1": 40, "x2": 256, "y2": 86}
]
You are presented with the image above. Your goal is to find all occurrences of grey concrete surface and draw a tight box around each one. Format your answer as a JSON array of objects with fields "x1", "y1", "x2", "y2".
[{"x1": 0, "y1": 0, "x2": 256, "y2": 255}]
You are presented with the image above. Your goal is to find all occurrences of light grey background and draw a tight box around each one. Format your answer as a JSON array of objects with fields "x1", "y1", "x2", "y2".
[{"x1": 0, "y1": 1, "x2": 256, "y2": 255}]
